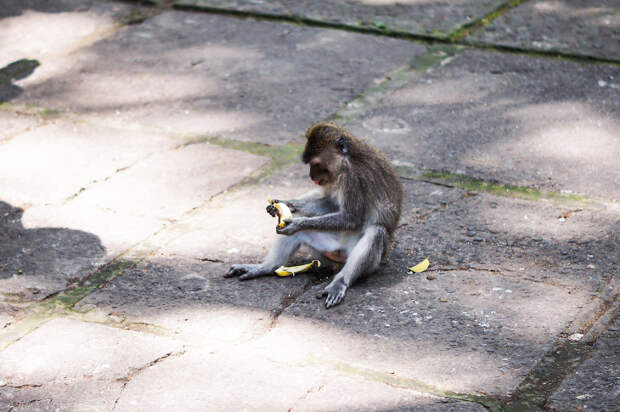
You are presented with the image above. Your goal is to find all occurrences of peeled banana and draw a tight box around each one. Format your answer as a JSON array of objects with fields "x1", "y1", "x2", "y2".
[
  {"x1": 275, "y1": 260, "x2": 321, "y2": 277},
  {"x1": 408, "y1": 257, "x2": 430, "y2": 273},
  {"x1": 268, "y1": 198, "x2": 293, "y2": 228}
]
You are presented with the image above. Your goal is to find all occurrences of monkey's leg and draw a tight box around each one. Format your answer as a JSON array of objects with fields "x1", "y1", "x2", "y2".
[
  {"x1": 321, "y1": 225, "x2": 386, "y2": 308},
  {"x1": 225, "y1": 232, "x2": 306, "y2": 280}
]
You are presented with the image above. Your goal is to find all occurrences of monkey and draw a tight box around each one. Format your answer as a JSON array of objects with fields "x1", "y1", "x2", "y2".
[{"x1": 225, "y1": 122, "x2": 403, "y2": 308}]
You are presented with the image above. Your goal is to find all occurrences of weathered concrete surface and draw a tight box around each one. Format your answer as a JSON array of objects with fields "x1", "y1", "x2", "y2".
[
  {"x1": 0, "y1": 201, "x2": 105, "y2": 302},
  {"x1": 0, "y1": 317, "x2": 183, "y2": 411},
  {"x1": 0, "y1": 0, "x2": 144, "y2": 71},
  {"x1": 470, "y1": 0, "x2": 620, "y2": 61},
  {"x1": 0, "y1": 111, "x2": 41, "y2": 143},
  {"x1": 112, "y1": 343, "x2": 485, "y2": 411},
  {"x1": 13, "y1": 9, "x2": 424, "y2": 144},
  {"x1": 343, "y1": 49, "x2": 620, "y2": 201},
  {"x1": 2, "y1": 2, "x2": 619, "y2": 411},
  {"x1": 75, "y1": 256, "x2": 312, "y2": 348},
  {"x1": 547, "y1": 314, "x2": 620, "y2": 411},
  {"x1": 72, "y1": 142, "x2": 269, "y2": 221},
  {"x1": 398, "y1": 183, "x2": 619, "y2": 294},
  {"x1": 0, "y1": 120, "x2": 179, "y2": 207},
  {"x1": 178, "y1": 0, "x2": 505, "y2": 36}
]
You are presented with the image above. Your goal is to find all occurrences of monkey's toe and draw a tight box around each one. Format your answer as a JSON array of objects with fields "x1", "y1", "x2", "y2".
[
  {"x1": 324, "y1": 283, "x2": 347, "y2": 308},
  {"x1": 224, "y1": 266, "x2": 245, "y2": 278}
]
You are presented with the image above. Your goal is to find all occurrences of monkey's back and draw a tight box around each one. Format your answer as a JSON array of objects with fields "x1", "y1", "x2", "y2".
[{"x1": 346, "y1": 138, "x2": 403, "y2": 235}]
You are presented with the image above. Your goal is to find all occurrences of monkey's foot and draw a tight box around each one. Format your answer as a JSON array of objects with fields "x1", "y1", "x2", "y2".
[
  {"x1": 318, "y1": 278, "x2": 348, "y2": 308},
  {"x1": 224, "y1": 264, "x2": 272, "y2": 280}
]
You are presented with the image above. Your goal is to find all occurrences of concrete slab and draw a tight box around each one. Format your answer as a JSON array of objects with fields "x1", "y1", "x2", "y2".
[
  {"x1": 0, "y1": 120, "x2": 178, "y2": 207},
  {"x1": 344, "y1": 49, "x2": 620, "y2": 201},
  {"x1": 0, "y1": 317, "x2": 183, "y2": 411},
  {"x1": 547, "y1": 314, "x2": 620, "y2": 411},
  {"x1": 0, "y1": 111, "x2": 42, "y2": 143},
  {"x1": 73, "y1": 142, "x2": 269, "y2": 221},
  {"x1": 255, "y1": 270, "x2": 590, "y2": 396},
  {"x1": 469, "y1": 0, "x2": 620, "y2": 61},
  {"x1": 0, "y1": 200, "x2": 105, "y2": 302},
  {"x1": 178, "y1": 0, "x2": 505, "y2": 36},
  {"x1": 14, "y1": 9, "x2": 424, "y2": 144},
  {"x1": 398, "y1": 182, "x2": 619, "y2": 294},
  {"x1": 75, "y1": 256, "x2": 312, "y2": 347},
  {"x1": 0, "y1": 0, "x2": 142, "y2": 69},
  {"x1": 21, "y1": 203, "x2": 166, "y2": 258},
  {"x1": 112, "y1": 342, "x2": 485, "y2": 411}
]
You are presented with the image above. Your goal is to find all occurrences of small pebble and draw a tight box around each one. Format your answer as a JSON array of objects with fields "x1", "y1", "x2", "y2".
[{"x1": 426, "y1": 274, "x2": 436, "y2": 280}]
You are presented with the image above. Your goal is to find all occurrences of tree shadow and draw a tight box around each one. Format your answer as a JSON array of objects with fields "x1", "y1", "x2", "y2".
[
  {"x1": 0, "y1": 59, "x2": 39, "y2": 103},
  {"x1": 0, "y1": 201, "x2": 105, "y2": 311}
]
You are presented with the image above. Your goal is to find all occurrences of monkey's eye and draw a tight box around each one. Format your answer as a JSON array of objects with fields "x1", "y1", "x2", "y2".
[{"x1": 335, "y1": 137, "x2": 348, "y2": 154}]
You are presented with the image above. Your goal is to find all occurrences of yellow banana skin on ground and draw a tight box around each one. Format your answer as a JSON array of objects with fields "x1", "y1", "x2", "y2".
[
  {"x1": 408, "y1": 257, "x2": 430, "y2": 273},
  {"x1": 275, "y1": 260, "x2": 321, "y2": 277}
]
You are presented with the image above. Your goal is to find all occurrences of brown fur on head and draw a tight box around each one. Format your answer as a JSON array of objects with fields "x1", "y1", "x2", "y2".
[{"x1": 302, "y1": 122, "x2": 403, "y2": 236}]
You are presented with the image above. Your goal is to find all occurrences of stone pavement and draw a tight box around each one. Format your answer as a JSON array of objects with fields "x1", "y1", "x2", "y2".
[{"x1": 0, "y1": 0, "x2": 618, "y2": 410}]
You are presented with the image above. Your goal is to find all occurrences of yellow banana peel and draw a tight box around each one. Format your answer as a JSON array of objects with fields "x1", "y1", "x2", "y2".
[
  {"x1": 408, "y1": 257, "x2": 430, "y2": 273},
  {"x1": 268, "y1": 198, "x2": 293, "y2": 228},
  {"x1": 275, "y1": 260, "x2": 321, "y2": 277}
]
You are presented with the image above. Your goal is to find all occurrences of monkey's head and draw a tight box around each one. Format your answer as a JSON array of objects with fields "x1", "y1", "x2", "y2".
[{"x1": 302, "y1": 123, "x2": 352, "y2": 186}]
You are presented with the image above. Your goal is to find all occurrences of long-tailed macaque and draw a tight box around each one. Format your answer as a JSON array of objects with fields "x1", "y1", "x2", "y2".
[{"x1": 225, "y1": 123, "x2": 403, "y2": 308}]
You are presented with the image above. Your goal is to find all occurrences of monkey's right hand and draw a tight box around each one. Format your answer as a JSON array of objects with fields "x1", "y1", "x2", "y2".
[
  {"x1": 266, "y1": 200, "x2": 296, "y2": 216},
  {"x1": 266, "y1": 203, "x2": 278, "y2": 217}
]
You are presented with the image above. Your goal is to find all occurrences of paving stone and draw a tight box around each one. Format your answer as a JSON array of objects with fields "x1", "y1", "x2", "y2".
[
  {"x1": 547, "y1": 313, "x2": 620, "y2": 411},
  {"x1": 0, "y1": 111, "x2": 42, "y2": 142},
  {"x1": 0, "y1": 0, "x2": 141, "y2": 69},
  {"x1": 15, "y1": 9, "x2": 424, "y2": 144},
  {"x1": 178, "y1": 0, "x2": 505, "y2": 36},
  {"x1": 0, "y1": 120, "x2": 178, "y2": 207},
  {"x1": 470, "y1": 0, "x2": 620, "y2": 61},
  {"x1": 343, "y1": 49, "x2": 620, "y2": 201},
  {"x1": 73, "y1": 142, "x2": 269, "y2": 221},
  {"x1": 257, "y1": 267, "x2": 590, "y2": 395},
  {"x1": 113, "y1": 342, "x2": 484, "y2": 411},
  {"x1": 398, "y1": 181, "x2": 619, "y2": 294},
  {"x1": 0, "y1": 317, "x2": 183, "y2": 411},
  {"x1": 76, "y1": 256, "x2": 312, "y2": 346},
  {"x1": 22, "y1": 203, "x2": 166, "y2": 258},
  {"x1": 293, "y1": 374, "x2": 486, "y2": 411},
  {"x1": 0, "y1": 200, "x2": 105, "y2": 302}
]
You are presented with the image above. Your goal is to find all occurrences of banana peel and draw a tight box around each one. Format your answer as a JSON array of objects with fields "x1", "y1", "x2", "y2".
[
  {"x1": 408, "y1": 257, "x2": 430, "y2": 273},
  {"x1": 268, "y1": 198, "x2": 293, "y2": 228},
  {"x1": 275, "y1": 260, "x2": 321, "y2": 277}
]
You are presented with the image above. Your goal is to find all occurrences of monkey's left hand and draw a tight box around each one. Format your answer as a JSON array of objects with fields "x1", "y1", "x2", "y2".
[{"x1": 276, "y1": 217, "x2": 305, "y2": 235}]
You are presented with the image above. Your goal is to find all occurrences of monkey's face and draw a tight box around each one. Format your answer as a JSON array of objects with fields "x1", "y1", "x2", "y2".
[
  {"x1": 307, "y1": 148, "x2": 342, "y2": 186},
  {"x1": 303, "y1": 122, "x2": 349, "y2": 187}
]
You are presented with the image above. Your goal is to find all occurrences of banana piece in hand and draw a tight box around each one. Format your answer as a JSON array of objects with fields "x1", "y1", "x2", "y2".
[{"x1": 268, "y1": 198, "x2": 293, "y2": 228}]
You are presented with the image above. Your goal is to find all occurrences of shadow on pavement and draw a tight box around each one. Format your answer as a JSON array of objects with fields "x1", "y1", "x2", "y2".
[{"x1": 0, "y1": 201, "x2": 105, "y2": 308}]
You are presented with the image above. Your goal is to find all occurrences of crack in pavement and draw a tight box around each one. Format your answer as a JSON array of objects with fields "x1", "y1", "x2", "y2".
[{"x1": 112, "y1": 349, "x2": 187, "y2": 411}]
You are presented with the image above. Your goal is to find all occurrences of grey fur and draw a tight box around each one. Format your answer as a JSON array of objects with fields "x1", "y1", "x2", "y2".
[{"x1": 225, "y1": 123, "x2": 403, "y2": 308}]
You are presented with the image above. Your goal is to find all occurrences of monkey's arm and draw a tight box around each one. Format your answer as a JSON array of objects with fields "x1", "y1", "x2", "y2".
[
  {"x1": 277, "y1": 211, "x2": 363, "y2": 235},
  {"x1": 286, "y1": 197, "x2": 338, "y2": 217}
]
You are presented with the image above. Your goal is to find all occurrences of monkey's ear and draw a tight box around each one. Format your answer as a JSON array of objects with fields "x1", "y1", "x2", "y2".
[{"x1": 335, "y1": 136, "x2": 349, "y2": 155}]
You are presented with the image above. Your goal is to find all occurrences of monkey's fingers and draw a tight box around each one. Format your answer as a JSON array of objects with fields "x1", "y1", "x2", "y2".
[
  {"x1": 224, "y1": 266, "x2": 246, "y2": 278},
  {"x1": 324, "y1": 283, "x2": 347, "y2": 308},
  {"x1": 266, "y1": 204, "x2": 278, "y2": 217}
]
